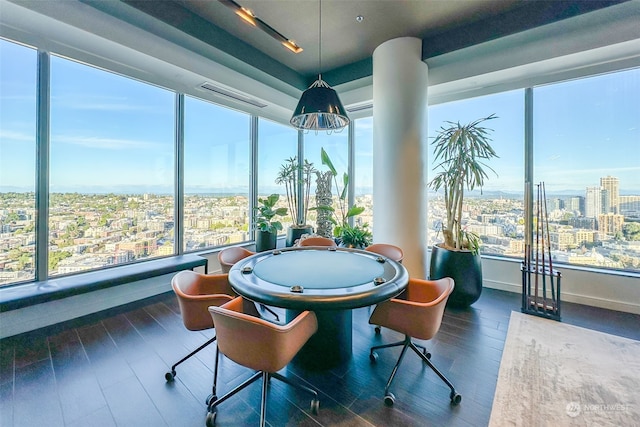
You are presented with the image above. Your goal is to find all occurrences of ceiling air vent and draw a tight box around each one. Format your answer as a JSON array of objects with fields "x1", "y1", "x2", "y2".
[
  {"x1": 199, "y1": 82, "x2": 268, "y2": 108},
  {"x1": 346, "y1": 102, "x2": 373, "y2": 113}
]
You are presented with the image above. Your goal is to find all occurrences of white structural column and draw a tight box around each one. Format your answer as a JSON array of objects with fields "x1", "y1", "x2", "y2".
[{"x1": 372, "y1": 37, "x2": 428, "y2": 278}]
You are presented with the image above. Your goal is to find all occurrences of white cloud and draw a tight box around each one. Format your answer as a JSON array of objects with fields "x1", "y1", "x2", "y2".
[
  {"x1": 0, "y1": 130, "x2": 34, "y2": 143},
  {"x1": 52, "y1": 135, "x2": 157, "y2": 150}
]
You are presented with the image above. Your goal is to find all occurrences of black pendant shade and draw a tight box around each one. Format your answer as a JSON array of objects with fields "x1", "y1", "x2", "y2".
[{"x1": 290, "y1": 77, "x2": 350, "y2": 131}]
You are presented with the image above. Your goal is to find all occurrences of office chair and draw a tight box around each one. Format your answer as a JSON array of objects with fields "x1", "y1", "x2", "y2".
[
  {"x1": 365, "y1": 243, "x2": 404, "y2": 263},
  {"x1": 207, "y1": 297, "x2": 320, "y2": 427},
  {"x1": 298, "y1": 236, "x2": 337, "y2": 247},
  {"x1": 218, "y1": 246, "x2": 280, "y2": 321},
  {"x1": 365, "y1": 243, "x2": 405, "y2": 332},
  {"x1": 166, "y1": 271, "x2": 236, "y2": 403},
  {"x1": 368, "y1": 277, "x2": 461, "y2": 406},
  {"x1": 218, "y1": 246, "x2": 255, "y2": 273}
]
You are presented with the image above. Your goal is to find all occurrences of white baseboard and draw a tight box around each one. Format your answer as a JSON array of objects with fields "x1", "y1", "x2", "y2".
[{"x1": 483, "y1": 279, "x2": 640, "y2": 315}]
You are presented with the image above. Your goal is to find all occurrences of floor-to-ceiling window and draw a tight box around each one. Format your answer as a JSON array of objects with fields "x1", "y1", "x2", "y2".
[
  {"x1": 427, "y1": 90, "x2": 525, "y2": 258},
  {"x1": 183, "y1": 96, "x2": 251, "y2": 250},
  {"x1": 257, "y1": 118, "x2": 298, "y2": 231},
  {"x1": 1, "y1": 29, "x2": 637, "y2": 291},
  {"x1": 0, "y1": 39, "x2": 37, "y2": 285},
  {"x1": 533, "y1": 68, "x2": 640, "y2": 272},
  {"x1": 48, "y1": 55, "x2": 175, "y2": 276},
  {"x1": 354, "y1": 117, "x2": 374, "y2": 230}
]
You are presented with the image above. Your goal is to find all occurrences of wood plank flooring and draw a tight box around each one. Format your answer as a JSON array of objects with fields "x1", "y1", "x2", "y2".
[{"x1": 1, "y1": 288, "x2": 638, "y2": 427}]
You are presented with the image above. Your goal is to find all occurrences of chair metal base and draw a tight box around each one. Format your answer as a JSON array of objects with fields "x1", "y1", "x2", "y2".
[
  {"x1": 206, "y1": 370, "x2": 319, "y2": 427},
  {"x1": 370, "y1": 335, "x2": 461, "y2": 406},
  {"x1": 165, "y1": 336, "x2": 221, "y2": 405}
]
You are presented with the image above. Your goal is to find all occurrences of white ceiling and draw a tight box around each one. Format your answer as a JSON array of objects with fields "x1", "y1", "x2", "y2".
[{"x1": 177, "y1": 0, "x2": 522, "y2": 75}]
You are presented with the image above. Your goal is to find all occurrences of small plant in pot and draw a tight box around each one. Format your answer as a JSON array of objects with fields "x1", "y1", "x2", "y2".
[
  {"x1": 275, "y1": 156, "x2": 317, "y2": 246},
  {"x1": 315, "y1": 148, "x2": 371, "y2": 248},
  {"x1": 339, "y1": 222, "x2": 372, "y2": 249},
  {"x1": 428, "y1": 114, "x2": 499, "y2": 306},
  {"x1": 254, "y1": 194, "x2": 287, "y2": 252}
]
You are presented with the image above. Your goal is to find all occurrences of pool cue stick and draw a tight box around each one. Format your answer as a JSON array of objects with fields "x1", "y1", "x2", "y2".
[
  {"x1": 542, "y1": 182, "x2": 556, "y2": 310},
  {"x1": 541, "y1": 183, "x2": 547, "y2": 311},
  {"x1": 535, "y1": 184, "x2": 540, "y2": 311}
]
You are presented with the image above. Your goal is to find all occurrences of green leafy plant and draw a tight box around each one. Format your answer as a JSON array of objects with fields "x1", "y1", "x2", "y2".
[
  {"x1": 275, "y1": 157, "x2": 317, "y2": 227},
  {"x1": 315, "y1": 148, "x2": 368, "y2": 245},
  {"x1": 339, "y1": 223, "x2": 372, "y2": 249},
  {"x1": 428, "y1": 114, "x2": 499, "y2": 255},
  {"x1": 254, "y1": 194, "x2": 287, "y2": 234}
]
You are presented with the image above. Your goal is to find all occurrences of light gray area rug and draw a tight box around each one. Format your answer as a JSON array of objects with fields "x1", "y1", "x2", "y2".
[{"x1": 489, "y1": 311, "x2": 640, "y2": 427}]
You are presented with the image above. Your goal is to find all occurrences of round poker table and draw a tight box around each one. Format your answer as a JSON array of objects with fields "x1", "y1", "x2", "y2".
[{"x1": 228, "y1": 246, "x2": 409, "y2": 369}]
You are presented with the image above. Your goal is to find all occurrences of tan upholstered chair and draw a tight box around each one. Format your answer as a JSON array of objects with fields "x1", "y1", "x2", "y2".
[
  {"x1": 365, "y1": 243, "x2": 404, "y2": 263},
  {"x1": 365, "y1": 243, "x2": 405, "y2": 333},
  {"x1": 299, "y1": 236, "x2": 337, "y2": 247},
  {"x1": 217, "y1": 246, "x2": 280, "y2": 321},
  {"x1": 166, "y1": 271, "x2": 236, "y2": 403},
  {"x1": 368, "y1": 277, "x2": 461, "y2": 406},
  {"x1": 218, "y1": 246, "x2": 254, "y2": 273},
  {"x1": 207, "y1": 297, "x2": 319, "y2": 427}
]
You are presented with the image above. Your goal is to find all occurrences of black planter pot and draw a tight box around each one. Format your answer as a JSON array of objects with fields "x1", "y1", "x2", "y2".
[
  {"x1": 255, "y1": 230, "x2": 277, "y2": 252},
  {"x1": 286, "y1": 225, "x2": 314, "y2": 247},
  {"x1": 429, "y1": 244, "x2": 483, "y2": 307}
]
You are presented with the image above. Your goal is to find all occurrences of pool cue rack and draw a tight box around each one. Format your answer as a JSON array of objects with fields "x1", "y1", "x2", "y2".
[{"x1": 521, "y1": 182, "x2": 561, "y2": 321}]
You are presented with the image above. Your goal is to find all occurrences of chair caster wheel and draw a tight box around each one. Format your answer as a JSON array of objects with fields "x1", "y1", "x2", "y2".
[
  {"x1": 450, "y1": 391, "x2": 462, "y2": 406},
  {"x1": 374, "y1": 326, "x2": 381, "y2": 334},
  {"x1": 310, "y1": 398, "x2": 320, "y2": 415},
  {"x1": 205, "y1": 411, "x2": 217, "y2": 427},
  {"x1": 384, "y1": 393, "x2": 396, "y2": 406},
  {"x1": 369, "y1": 352, "x2": 378, "y2": 363},
  {"x1": 165, "y1": 370, "x2": 176, "y2": 382},
  {"x1": 206, "y1": 394, "x2": 217, "y2": 405}
]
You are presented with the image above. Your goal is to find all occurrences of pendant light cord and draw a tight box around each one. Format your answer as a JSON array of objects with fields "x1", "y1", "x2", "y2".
[{"x1": 318, "y1": 0, "x2": 322, "y2": 80}]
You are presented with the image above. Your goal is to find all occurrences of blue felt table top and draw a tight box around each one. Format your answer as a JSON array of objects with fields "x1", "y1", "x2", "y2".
[{"x1": 252, "y1": 249, "x2": 385, "y2": 289}]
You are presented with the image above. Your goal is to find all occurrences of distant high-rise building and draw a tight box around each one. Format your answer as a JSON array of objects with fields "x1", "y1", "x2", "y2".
[
  {"x1": 585, "y1": 187, "x2": 605, "y2": 219},
  {"x1": 620, "y1": 195, "x2": 640, "y2": 217},
  {"x1": 598, "y1": 213, "x2": 624, "y2": 236},
  {"x1": 600, "y1": 176, "x2": 620, "y2": 214},
  {"x1": 569, "y1": 196, "x2": 585, "y2": 216}
]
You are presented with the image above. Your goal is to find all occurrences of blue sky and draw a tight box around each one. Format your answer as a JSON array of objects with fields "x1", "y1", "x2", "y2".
[{"x1": 1, "y1": 38, "x2": 639, "y2": 196}]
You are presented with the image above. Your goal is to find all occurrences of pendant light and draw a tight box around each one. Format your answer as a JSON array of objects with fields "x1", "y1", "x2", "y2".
[{"x1": 290, "y1": 0, "x2": 350, "y2": 132}]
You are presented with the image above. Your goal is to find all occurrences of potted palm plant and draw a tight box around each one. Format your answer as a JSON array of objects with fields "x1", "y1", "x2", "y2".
[
  {"x1": 254, "y1": 194, "x2": 287, "y2": 252},
  {"x1": 275, "y1": 156, "x2": 317, "y2": 246},
  {"x1": 428, "y1": 114, "x2": 499, "y2": 306}
]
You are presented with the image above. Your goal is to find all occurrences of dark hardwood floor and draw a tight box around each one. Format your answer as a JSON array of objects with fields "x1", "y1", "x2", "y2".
[{"x1": 1, "y1": 288, "x2": 638, "y2": 427}]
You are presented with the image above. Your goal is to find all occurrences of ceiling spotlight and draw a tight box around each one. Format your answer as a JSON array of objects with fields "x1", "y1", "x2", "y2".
[
  {"x1": 356, "y1": 15, "x2": 364, "y2": 23},
  {"x1": 235, "y1": 6, "x2": 256, "y2": 26}
]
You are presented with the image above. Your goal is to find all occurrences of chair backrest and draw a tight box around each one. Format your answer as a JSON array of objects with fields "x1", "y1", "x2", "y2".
[
  {"x1": 365, "y1": 243, "x2": 404, "y2": 263},
  {"x1": 218, "y1": 246, "x2": 255, "y2": 273},
  {"x1": 171, "y1": 271, "x2": 235, "y2": 331},
  {"x1": 369, "y1": 277, "x2": 454, "y2": 341},
  {"x1": 299, "y1": 236, "x2": 337, "y2": 247},
  {"x1": 209, "y1": 297, "x2": 317, "y2": 373}
]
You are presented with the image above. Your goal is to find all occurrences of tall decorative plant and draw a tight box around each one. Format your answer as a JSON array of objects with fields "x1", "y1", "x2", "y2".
[
  {"x1": 428, "y1": 114, "x2": 499, "y2": 255},
  {"x1": 316, "y1": 148, "x2": 371, "y2": 248},
  {"x1": 275, "y1": 156, "x2": 317, "y2": 227}
]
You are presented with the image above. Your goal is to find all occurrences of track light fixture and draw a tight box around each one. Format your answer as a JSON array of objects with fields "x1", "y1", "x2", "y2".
[{"x1": 219, "y1": 0, "x2": 303, "y2": 54}]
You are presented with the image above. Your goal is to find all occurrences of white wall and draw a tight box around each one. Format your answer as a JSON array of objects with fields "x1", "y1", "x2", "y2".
[{"x1": 481, "y1": 257, "x2": 640, "y2": 315}]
